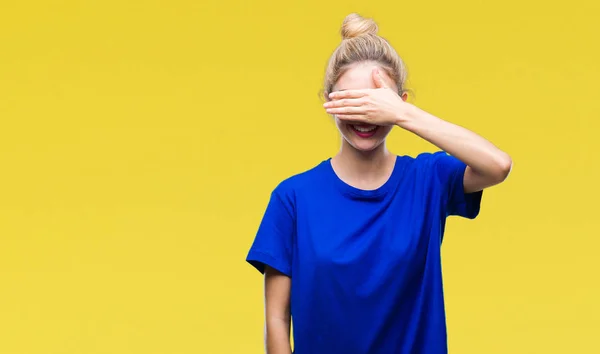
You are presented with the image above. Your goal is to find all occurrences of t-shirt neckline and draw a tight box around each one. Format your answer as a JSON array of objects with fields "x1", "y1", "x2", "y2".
[{"x1": 324, "y1": 155, "x2": 402, "y2": 199}]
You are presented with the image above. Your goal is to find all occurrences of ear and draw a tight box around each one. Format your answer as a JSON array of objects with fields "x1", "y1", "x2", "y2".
[{"x1": 400, "y1": 91, "x2": 408, "y2": 102}]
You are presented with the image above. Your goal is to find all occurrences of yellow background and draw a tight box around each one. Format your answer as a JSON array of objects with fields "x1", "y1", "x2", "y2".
[{"x1": 1, "y1": 0, "x2": 599, "y2": 353}]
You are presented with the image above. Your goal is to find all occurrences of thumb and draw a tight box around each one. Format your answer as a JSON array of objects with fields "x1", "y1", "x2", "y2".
[{"x1": 373, "y1": 68, "x2": 389, "y2": 89}]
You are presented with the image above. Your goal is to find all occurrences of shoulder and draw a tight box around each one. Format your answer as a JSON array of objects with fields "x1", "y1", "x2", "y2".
[
  {"x1": 409, "y1": 151, "x2": 463, "y2": 172},
  {"x1": 271, "y1": 159, "x2": 330, "y2": 199},
  {"x1": 397, "y1": 151, "x2": 447, "y2": 174},
  {"x1": 410, "y1": 151, "x2": 468, "y2": 191},
  {"x1": 413, "y1": 151, "x2": 449, "y2": 165},
  {"x1": 399, "y1": 151, "x2": 465, "y2": 186}
]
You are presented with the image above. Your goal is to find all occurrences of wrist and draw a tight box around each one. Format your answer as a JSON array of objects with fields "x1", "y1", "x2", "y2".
[{"x1": 394, "y1": 103, "x2": 421, "y2": 129}]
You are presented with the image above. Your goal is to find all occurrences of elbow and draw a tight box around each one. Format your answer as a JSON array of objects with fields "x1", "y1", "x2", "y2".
[
  {"x1": 494, "y1": 153, "x2": 513, "y2": 183},
  {"x1": 266, "y1": 313, "x2": 291, "y2": 327}
]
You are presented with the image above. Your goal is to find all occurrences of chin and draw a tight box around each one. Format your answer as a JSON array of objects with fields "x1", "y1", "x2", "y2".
[
  {"x1": 343, "y1": 128, "x2": 390, "y2": 153},
  {"x1": 345, "y1": 137, "x2": 385, "y2": 152}
]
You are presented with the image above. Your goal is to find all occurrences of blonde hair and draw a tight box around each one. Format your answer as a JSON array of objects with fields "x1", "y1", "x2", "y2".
[{"x1": 323, "y1": 13, "x2": 408, "y2": 100}]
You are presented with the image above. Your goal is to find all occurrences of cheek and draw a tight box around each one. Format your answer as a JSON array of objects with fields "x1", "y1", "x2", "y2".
[
  {"x1": 379, "y1": 126, "x2": 393, "y2": 137},
  {"x1": 334, "y1": 116, "x2": 345, "y2": 129},
  {"x1": 335, "y1": 120, "x2": 357, "y2": 136}
]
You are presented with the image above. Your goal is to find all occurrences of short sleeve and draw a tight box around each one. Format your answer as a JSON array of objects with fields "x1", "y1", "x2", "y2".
[
  {"x1": 432, "y1": 151, "x2": 483, "y2": 219},
  {"x1": 246, "y1": 185, "x2": 295, "y2": 277}
]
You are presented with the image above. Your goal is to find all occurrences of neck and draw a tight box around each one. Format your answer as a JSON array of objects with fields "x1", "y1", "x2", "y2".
[{"x1": 331, "y1": 140, "x2": 396, "y2": 185}]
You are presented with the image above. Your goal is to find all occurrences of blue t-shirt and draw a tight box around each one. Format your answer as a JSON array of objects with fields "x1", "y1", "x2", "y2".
[{"x1": 246, "y1": 151, "x2": 483, "y2": 354}]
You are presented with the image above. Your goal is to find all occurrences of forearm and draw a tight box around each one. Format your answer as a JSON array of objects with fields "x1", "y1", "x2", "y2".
[
  {"x1": 265, "y1": 318, "x2": 292, "y2": 354},
  {"x1": 400, "y1": 105, "x2": 512, "y2": 181}
]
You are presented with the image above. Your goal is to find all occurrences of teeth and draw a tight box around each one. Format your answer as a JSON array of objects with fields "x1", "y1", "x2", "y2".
[{"x1": 354, "y1": 125, "x2": 376, "y2": 132}]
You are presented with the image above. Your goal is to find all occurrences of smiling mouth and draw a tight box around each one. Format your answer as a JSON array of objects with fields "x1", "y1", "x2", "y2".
[
  {"x1": 351, "y1": 124, "x2": 378, "y2": 137},
  {"x1": 352, "y1": 124, "x2": 377, "y2": 132}
]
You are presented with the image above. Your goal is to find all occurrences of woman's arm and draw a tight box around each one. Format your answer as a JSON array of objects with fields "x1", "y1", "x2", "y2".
[
  {"x1": 324, "y1": 68, "x2": 512, "y2": 193},
  {"x1": 264, "y1": 266, "x2": 292, "y2": 354},
  {"x1": 400, "y1": 106, "x2": 512, "y2": 193}
]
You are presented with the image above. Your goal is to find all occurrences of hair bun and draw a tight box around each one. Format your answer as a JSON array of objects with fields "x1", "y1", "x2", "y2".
[{"x1": 340, "y1": 13, "x2": 378, "y2": 40}]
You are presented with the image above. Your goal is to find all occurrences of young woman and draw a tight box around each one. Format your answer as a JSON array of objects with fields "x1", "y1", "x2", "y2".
[{"x1": 246, "y1": 13, "x2": 512, "y2": 354}]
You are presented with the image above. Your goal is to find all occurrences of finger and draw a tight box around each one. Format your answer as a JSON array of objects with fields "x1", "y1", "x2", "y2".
[
  {"x1": 335, "y1": 114, "x2": 369, "y2": 122},
  {"x1": 325, "y1": 106, "x2": 367, "y2": 115},
  {"x1": 323, "y1": 98, "x2": 365, "y2": 109},
  {"x1": 373, "y1": 68, "x2": 389, "y2": 89},
  {"x1": 328, "y1": 90, "x2": 368, "y2": 100}
]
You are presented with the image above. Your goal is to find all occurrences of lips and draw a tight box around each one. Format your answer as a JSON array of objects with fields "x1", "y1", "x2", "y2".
[{"x1": 351, "y1": 124, "x2": 378, "y2": 138}]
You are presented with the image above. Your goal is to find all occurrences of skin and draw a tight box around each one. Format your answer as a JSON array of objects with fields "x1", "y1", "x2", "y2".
[
  {"x1": 264, "y1": 266, "x2": 292, "y2": 354},
  {"x1": 264, "y1": 61, "x2": 512, "y2": 353}
]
